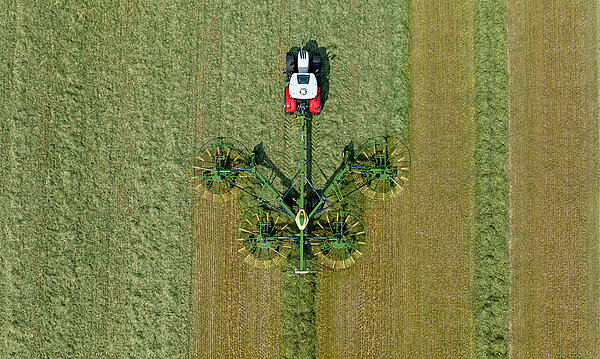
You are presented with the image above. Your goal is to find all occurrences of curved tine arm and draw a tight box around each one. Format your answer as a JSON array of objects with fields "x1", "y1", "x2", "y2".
[
  {"x1": 221, "y1": 177, "x2": 294, "y2": 219},
  {"x1": 308, "y1": 168, "x2": 370, "y2": 219},
  {"x1": 249, "y1": 167, "x2": 295, "y2": 216}
]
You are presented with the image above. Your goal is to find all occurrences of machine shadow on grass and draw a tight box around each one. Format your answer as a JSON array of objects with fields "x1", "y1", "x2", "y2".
[{"x1": 250, "y1": 120, "x2": 353, "y2": 215}]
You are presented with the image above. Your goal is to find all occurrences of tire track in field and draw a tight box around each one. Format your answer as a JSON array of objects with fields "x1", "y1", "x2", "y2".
[
  {"x1": 219, "y1": 3, "x2": 284, "y2": 358},
  {"x1": 193, "y1": 198, "x2": 224, "y2": 358},
  {"x1": 507, "y1": 1, "x2": 600, "y2": 357}
]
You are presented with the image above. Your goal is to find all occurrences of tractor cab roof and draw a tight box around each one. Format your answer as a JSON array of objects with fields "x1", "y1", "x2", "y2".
[{"x1": 289, "y1": 73, "x2": 318, "y2": 100}]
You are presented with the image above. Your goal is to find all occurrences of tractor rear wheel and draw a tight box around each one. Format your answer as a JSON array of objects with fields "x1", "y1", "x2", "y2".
[{"x1": 311, "y1": 54, "x2": 321, "y2": 73}]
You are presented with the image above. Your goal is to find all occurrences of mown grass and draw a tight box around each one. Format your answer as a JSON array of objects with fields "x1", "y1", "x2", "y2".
[
  {"x1": 280, "y1": 256, "x2": 318, "y2": 359},
  {"x1": 1, "y1": 2, "x2": 196, "y2": 357},
  {"x1": 473, "y1": 0, "x2": 509, "y2": 357}
]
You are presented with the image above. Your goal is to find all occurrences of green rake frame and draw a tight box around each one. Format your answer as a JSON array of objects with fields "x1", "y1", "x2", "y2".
[{"x1": 192, "y1": 115, "x2": 410, "y2": 274}]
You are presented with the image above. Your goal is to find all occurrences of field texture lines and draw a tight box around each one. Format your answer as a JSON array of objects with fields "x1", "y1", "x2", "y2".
[
  {"x1": 388, "y1": 0, "x2": 475, "y2": 356},
  {"x1": 316, "y1": 0, "x2": 476, "y2": 357},
  {"x1": 192, "y1": 1, "x2": 286, "y2": 358},
  {"x1": 473, "y1": 0, "x2": 509, "y2": 357},
  {"x1": 309, "y1": 0, "x2": 410, "y2": 358},
  {"x1": 192, "y1": 200, "x2": 282, "y2": 358},
  {"x1": 1, "y1": 2, "x2": 196, "y2": 357},
  {"x1": 507, "y1": 0, "x2": 600, "y2": 357},
  {"x1": 4, "y1": 1, "x2": 600, "y2": 358}
]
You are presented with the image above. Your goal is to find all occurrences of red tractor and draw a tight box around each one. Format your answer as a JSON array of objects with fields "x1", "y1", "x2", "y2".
[{"x1": 284, "y1": 50, "x2": 321, "y2": 115}]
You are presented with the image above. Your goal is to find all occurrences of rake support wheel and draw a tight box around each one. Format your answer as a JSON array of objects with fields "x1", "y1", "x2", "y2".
[
  {"x1": 311, "y1": 211, "x2": 366, "y2": 270},
  {"x1": 192, "y1": 138, "x2": 248, "y2": 203},
  {"x1": 237, "y1": 210, "x2": 293, "y2": 269},
  {"x1": 353, "y1": 136, "x2": 410, "y2": 200}
]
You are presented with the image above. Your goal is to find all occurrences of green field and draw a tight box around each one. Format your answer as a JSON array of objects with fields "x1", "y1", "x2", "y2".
[
  {"x1": 1, "y1": 1, "x2": 598, "y2": 359},
  {"x1": 1, "y1": 2, "x2": 195, "y2": 357}
]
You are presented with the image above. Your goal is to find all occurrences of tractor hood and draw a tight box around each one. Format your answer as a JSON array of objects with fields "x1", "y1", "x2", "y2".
[
  {"x1": 297, "y1": 50, "x2": 310, "y2": 73},
  {"x1": 289, "y1": 73, "x2": 318, "y2": 100}
]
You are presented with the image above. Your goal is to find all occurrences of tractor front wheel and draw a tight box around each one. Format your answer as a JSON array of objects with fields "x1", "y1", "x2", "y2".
[{"x1": 286, "y1": 52, "x2": 295, "y2": 74}]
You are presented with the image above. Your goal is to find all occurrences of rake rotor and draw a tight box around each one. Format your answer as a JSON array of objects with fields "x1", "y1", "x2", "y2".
[
  {"x1": 310, "y1": 211, "x2": 366, "y2": 270},
  {"x1": 353, "y1": 136, "x2": 410, "y2": 200},
  {"x1": 237, "y1": 209, "x2": 294, "y2": 269},
  {"x1": 192, "y1": 138, "x2": 248, "y2": 203}
]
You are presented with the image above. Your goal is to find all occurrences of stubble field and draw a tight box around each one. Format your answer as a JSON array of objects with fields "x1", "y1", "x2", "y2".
[{"x1": 507, "y1": 1, "x2": 600, "y2": 357}]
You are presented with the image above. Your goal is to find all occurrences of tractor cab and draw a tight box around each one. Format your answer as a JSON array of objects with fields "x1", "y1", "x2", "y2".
[
  {"x1": 285, "y1": 49, "x2": 322, "y2": 115},
  {"x1": 289, "y1": 73, "x2": 318, "y2": 100}
]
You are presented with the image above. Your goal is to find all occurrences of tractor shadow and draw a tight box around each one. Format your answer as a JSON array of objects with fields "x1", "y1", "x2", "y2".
[
  {"x1": 252, "y1": 142, "x2": 299, "y2": 209},
  {"x1": 288, "y1": 40, "x2": 335, "y2": 110}
]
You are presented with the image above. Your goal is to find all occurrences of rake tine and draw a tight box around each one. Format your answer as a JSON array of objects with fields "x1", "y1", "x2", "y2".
[
  {"x1": 239, "y1": 228, "x2": 258, "y2": 235},
  {"x1": 192, "y1": 166, "x2": 212, "y2": 171}
]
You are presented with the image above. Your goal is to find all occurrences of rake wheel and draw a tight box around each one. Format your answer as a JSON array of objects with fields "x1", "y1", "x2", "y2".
[
  {"x1": 353, "y1": 136, "x2": 410, "y2": 200},
  {"x1": 311, "y1": 211, "x2": 366, "y2": 270},
  {"x1": 192, "y1": 138, "x2": 248, "y2": 203},
  {"x1": 237, "y1": 210, "x2": 293, "y2": 269}
]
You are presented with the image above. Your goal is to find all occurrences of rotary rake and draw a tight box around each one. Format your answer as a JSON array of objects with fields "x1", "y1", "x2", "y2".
[
  {"x1": 192, "y1": 114, "x2": 410, "y2": 274},
  {"x1": 311, "y1": 211, "x2": 366, "y2": 270}
]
